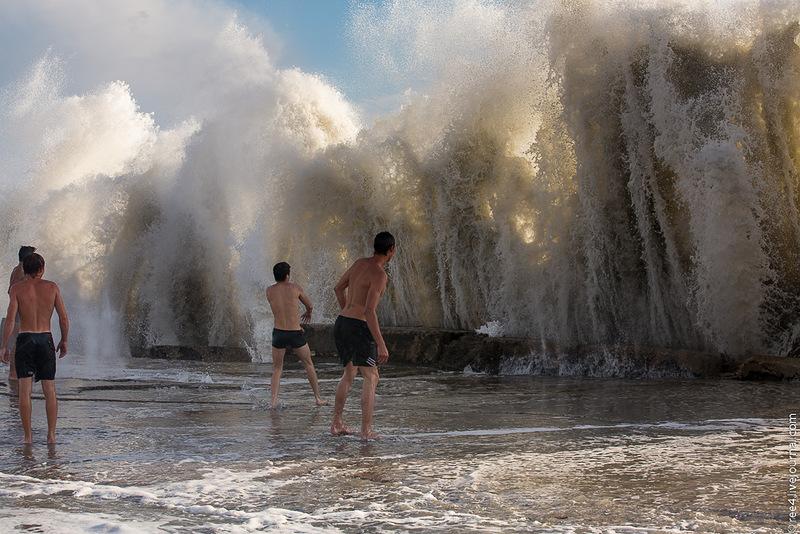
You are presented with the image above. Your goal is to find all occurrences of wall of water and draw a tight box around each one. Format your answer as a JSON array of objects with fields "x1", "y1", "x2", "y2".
[{"x1": 0, "y1": 0, "x2": 798, "y2": 360}]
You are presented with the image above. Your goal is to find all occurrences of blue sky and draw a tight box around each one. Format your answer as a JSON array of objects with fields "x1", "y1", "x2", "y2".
[
  {"x1": 230, "y1": 0, "x2": 393, "y2": 113},
  {"x1": 231, "y1": 1, "x2": 355, "y2": 83}
]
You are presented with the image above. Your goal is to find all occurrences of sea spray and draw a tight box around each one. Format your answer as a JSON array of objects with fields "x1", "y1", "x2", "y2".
[{"x1": 0, "y1": 0, "x2": 798, "y2": 360}]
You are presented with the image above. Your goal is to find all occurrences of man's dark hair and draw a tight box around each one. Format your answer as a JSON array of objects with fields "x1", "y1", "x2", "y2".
[
  {"x1": 18, "y1": 246, "x2": 36, "y2": 263},
  {"x1": 273, "y1": 262, "x2": 291, "y2": 282},
  {"x1": 374, "y1": 231, "x2": 395, "y2": 255},
  {"x1": 23, "y1": 253, "x2": 45, "y2": 276}
]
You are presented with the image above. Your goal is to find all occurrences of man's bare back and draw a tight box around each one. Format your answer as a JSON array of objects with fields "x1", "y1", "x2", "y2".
[
  {"x1": 266, "y1": 282, "x2": 312, "y2": 330},
  {"x1": 338, "y1": 258, "x2": 389, "y2": 323},
  {"x1": 11, "y1": 278, "x2": 62, "y2": 334}
]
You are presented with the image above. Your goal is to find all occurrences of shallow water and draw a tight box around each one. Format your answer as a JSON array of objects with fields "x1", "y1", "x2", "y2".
[{"x1": 0, "y1": 356, "x2": 796, "y2": 533}]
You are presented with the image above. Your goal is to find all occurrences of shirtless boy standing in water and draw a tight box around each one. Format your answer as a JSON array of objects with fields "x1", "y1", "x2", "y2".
[
  {"x1": 2, "y1": 246, "x2": 37, "y2": 391},
  {"x1": 0, "y1": 253, "x2": 69, "y2": 444},
  {"x1": 330, "y1": 231, "x2": 395, "y2": 441},
  {"x1": 266, "y1": 262, "x2": 327, "y2": 409}
]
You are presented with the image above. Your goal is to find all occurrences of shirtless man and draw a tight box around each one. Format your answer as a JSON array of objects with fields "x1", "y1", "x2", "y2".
[
  {"x1": 0, "y1": 253, "x2": 69, "y2": 444},
  {"x1": 2, "y1": 246, "x2": 36, "y2": 389},
  {"x1": 330, "y1": 231, "x2": 395, "y2": 441},
  {"x1": 266, "y1": 261, "x2": 326, "y2": 409}
]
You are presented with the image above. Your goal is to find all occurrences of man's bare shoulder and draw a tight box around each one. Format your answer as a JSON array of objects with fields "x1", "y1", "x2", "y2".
[
  {"x1": 375, "y1": 267, "x2": 389, "y2": 282},
  {"x1": 42, "y1": 280, "x2": 60, "y2": 292},
  {"x1": 366, "y1": 263, "x2": 388, "y2": 282},
  {"x1": 350, "y1": 257, "x2": 370, "y2": 269}
]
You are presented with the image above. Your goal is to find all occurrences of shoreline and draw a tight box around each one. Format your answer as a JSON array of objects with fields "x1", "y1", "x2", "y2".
[{"x1": 133, "y1": 323, "x2": 800, "y2": 381}]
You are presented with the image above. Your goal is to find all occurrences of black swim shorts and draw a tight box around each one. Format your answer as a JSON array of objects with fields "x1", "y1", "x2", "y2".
[
  {"x1": 15, "y1": 332, "x2": 56, "y2": 381},
  {"x1": 333, "y1": 315, "x2": 378, "y2": 367},
  {"x1": 271, "y1": 328, "x2": 308, "y2": 349}
]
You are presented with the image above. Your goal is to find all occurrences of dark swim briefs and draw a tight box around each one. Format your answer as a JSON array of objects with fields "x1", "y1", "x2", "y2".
[
  {"x1": 333, "y1": 315, "x2": 378, "y2": 367},
  {"x1": 271, "y1": 328, "x2": 308, "y2": 349},
  {"x1": 15, "y1": 332, "x2": 56, "y2": 381}
]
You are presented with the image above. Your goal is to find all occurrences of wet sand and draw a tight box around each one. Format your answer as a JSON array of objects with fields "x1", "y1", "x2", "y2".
[{"x1": 0, "y1": 356, "x2": 795, "y2": 533}]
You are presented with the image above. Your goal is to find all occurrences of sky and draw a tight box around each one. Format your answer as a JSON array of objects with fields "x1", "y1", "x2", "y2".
[
  {"x1": 0, "y1": 0, "x2": 408, "y2": 122},
  {"x1": 230, "y1": 0, "x2": 428, "y2": 119},
  {"x1": 230, "y1": 1, "x2": 357, "y2": 89},
  {"x1": 217, "y1": 0, "x2": 403, "y2": 116}
]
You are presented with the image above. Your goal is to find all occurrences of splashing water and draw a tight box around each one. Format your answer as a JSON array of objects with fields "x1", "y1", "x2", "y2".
[{"x1": 0, "y1": 0, "x2": 799, "y2": 360}]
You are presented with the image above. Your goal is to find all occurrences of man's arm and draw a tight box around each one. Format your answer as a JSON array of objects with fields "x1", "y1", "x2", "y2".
[
  {"x1": 298, "y1": 285, "x2": 313, "y2": 323},
  {"x1": 333, "y1": 264, "x2": 354, "y2": 310},
  {"x1": 53, "y1": 284, "x2": 69, "y2": 358},
  {"x1": 1, "y1": 289, "x2": 18, "y2": 363},
  {"x1": 364, "y1": 271, "x2": 389, "y2": 364}
]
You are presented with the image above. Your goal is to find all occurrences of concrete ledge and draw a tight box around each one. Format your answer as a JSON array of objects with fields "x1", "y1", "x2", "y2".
[
  {"x1": 736, "y1": 355, "x2": 800, "y2": 381},
  {"x1": 134, "y1": 345, "x2": 251, "y2": 363},
  {"x1": 304, "y1": 324, "x2": 785, "y2": 380},
  {"x1": 304, "y1": 324, "x2": 474, "y2": 370},
  {"x1": 497, "y1": 344, "x2": 745, "y2": 379},
  {"x1": 134, "y1": 324, "x2": 799, "y2": 380}
]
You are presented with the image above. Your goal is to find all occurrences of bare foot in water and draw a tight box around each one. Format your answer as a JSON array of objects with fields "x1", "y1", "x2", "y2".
[
  {"x1": 315, "y1": 397, "x2": 329, "y2": 407},
  {"x1": 47, "y1": 434, "x2": 56, "y2": 445},
  {"x1": 330, "y1": 422, "x2": 353, "y2": 436},
  {"x1": 23, "y1": 435, "x2": 32, "y2": 445},
  {"x1": 360, "y1": 430, "x2": 380, "y2": 441}
]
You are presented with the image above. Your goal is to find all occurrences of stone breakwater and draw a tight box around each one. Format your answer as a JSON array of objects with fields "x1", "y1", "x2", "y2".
[
  {"x1": 132, "y1": 324, "x2": 800, "y2": 381},
  {"x1": 133, "y1": 345, "x2": 251, "y2": 362}
]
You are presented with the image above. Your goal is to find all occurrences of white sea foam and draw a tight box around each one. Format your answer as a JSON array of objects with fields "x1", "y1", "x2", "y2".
[
  {"x1": 0, "y1": 508, "x2": 163, "y2": 534},
  {"x1": 406, "y1": 418, "x2": 774, "y2": 439},
  {"x1": 476, "y1": 321, "x2": 505, "y2": 337},
  {"x1": 0, "y1": 469, "x2": 339, "y2": 533}
]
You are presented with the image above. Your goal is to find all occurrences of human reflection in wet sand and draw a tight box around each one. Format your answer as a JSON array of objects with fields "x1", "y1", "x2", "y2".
[
  {"x1": 331, "y1": 438, "x2": 377, "y2": 458},
  {"x1": 358, "y1": 442, "x2": 377, "y2": 457},
  {"x1": 18, "y1": 443, "x2": 35, "y2": 463},
  {"x1": 307, "y1": 408, "x2": 323, "y2": 428},
  {"x1": 13, "y1": 443, "x2": 63, "y2": 478},
  {"x1": 270, "y1": 407, "x2": 323, "y2": 435},
  {"x1": 269, "y1": 408, "x2": 284, "y2": 438}
]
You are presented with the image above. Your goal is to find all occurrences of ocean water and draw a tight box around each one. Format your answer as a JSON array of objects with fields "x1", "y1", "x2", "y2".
[{"x1": 0, "y1": 356, "x2": 794, "y2": 533}]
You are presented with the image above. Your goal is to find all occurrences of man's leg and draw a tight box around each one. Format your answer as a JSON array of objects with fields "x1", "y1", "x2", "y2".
[
  {"x1": 359, "y1": 366, "x2": 380, "y2": 440},
  {"x1": 41, "y1": 380, "x2": 57, "y2": 444},
  {"x1": 17, "y1": 377, "x2": 33, "y2": 444},
  {"x1": 295, "y1": 344, "x2": 327, "y2": 406},
  {"x1": 9, "y1": 351, "x2": 17, "y2": 380},
  {"x1": 8, "y1": 351, "x2": 18, "y2": 397},
  {"x1": 3, "y1": 319, "x2": 18, "y2": 395},
  {"x1": 330, "y1": 363, "x2": 358, "y2": 436},
  {"x1": 270, "y1": 347, "x2": 285, "y2": 409}
]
